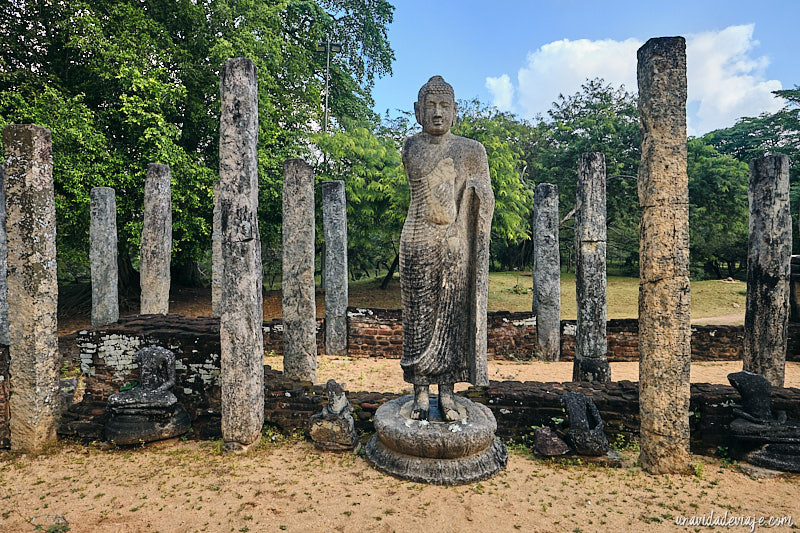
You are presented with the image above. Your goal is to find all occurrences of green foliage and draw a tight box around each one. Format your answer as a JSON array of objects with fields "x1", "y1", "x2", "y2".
[
  {"x1": 0, "y1": 0, "x2": 394, "y2": 283},
  {"x1": 688, "y1": 138, "x2": 749, "y2": 279}
]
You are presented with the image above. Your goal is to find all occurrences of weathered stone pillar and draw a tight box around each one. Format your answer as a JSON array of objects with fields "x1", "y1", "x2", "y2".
[
  {"x1": 219, "y1": 57, "x2": 264, "y2": 452},
  {"x1": 0, "y1": 167, "x2": 8, "y2": 346},
  {"x1": 637, "y1": 37, "x2": 691, "y2": 474},
  {"x1": 322, "y1": 180, "x2": 348, "y2": 356},
  {"x1": 533, "y1": 183, "x2": 560, "y2": 361},
  {"x1": 3, "y1": 124, "x2": 59, "y2": 452},
  {"x1": 574, "y1": 153, "x2": 610, "y2": 382},
  {"x1": 790, "y1": 256, "x2": 800, "y2": 322},
  {"x1": 211, "y1": 180, "x2": 222, "y2": 317},
  {"x1": 282, "y1": 159, "x2": 317, "y2": 381},
  {"x1": 140, "y1": 163, "x2": 171, "y2": 314},
  {"x1": 90, "y1": 187, "x2": 119, "y2": 326},
  {"x1": 744, "y1": 155, "x2": 791, "y2": 387}
]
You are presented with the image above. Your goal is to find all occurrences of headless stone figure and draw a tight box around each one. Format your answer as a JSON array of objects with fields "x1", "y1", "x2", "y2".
[
  {"x1": 108, "y1": 346, "x2": 177, "y2": 411},
  {"x1": 399, "y1": 76, "x2": 494, "y2": 421}
]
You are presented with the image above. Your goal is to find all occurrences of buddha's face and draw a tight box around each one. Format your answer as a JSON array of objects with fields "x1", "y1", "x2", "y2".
[{"x1": 415, "y1": 92, "x2": 456, "y2": 136}]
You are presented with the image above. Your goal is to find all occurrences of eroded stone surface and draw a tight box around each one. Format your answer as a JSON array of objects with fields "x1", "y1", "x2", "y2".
[
  {"x1": 399, "y1": 75, "x2": 494, "y2": 403},
  {"x1": 744, "y1": 155, "x2": 791, "y2": 387},
  {"x1": 140, "y1": 163, "x2": 171, "y2": 314},
  {"x1": 0, "y1": 167, "x2": 7, "y2": 346},
  {"x1": 310, "y1": 380, "x2": 357, "y2": 451},
  {"x1": 219, "y1": 57, "x2": 264, "y2": 449},
  {"x1": 90, "y1": 187, "x2": 119, "y2": 326},
  {"x1": 574, "y1": 153, "x2": 609, "y2": 382},
  {"x1": 283, "y1": 159, "x2": 317, "y2": 382},
  {"x1": 561, "y1": 392, "x2": 609, "y2": 456},
  {"x1": 533, "y1": 182, "x2": 560, "y2": 361},
  {"x1": 211, "y1": 180, "x2": 222, "y2": 317},
  {"x1": 322, "y1": 181, "x2": 348, "y2": 356},
  {"x1": 367, "y1": 395, "x2": 507, "y2": 484},
  {"x1": 637, "y1": 36, "x2": 691, "y2": 474},
  {"x1": 533, "y1": 426, "x2": 570, "y2": 456},
  {"x1": 3, "y1": 124, "x2": 59, "y2": 452},
  {"x1": 106, "y1": 346, "x2": 190, "y2": 445}
]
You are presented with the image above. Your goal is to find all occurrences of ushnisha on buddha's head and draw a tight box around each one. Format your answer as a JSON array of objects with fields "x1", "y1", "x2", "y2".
[{"x1": 414, "y1": 75, "x2": 457, "y2": 136}]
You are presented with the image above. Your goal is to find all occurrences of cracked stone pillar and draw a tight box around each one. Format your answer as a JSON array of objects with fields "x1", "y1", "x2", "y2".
[
  {"x1": 282, "y1": 159, "x2": 317, "y2": 381},
  {"x1": 322, "y1": 181, "x2": 348, "y2": 356},
  {"x1": 0, "y1": 167, "x2": 8, "y2": 346},
  {"x1": 574, "y1": 153, "x2": 610, "y2": 382},
  {"x1": 637, "y1": 37, "x2": 691, "y2": 474},
  {"x1": 219, "y1": 57, "x2": 264, "y2": 452},
  {"x1": 90, "y1": 187, "x2": 119, "y2": 326},
  {"x1": 3, "y1": 124, "x2": 59, "y2": 452},
  {"x1": 211, "y1": 180, "x2": 222, "y2": 317},
  {"x1": 140, "y1": 163, "x2": 171, "y2": 314},
  {"x1": 744, "y1": 155, "x2": 791, "y2": 387},
  {"x1": 533, "y1": 183, "x2": 560, "y2": 361}
]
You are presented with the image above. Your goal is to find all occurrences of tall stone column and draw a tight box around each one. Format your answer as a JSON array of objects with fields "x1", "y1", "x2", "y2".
[
  {"x1": 282, "y1": 159, "x2": 317, "y2": 381},
  {"x1": 744, "y1": 155, "x2": 791, "y2": 387},
  {"x1": 219, "y1": 57, "x2": 264, "y2": 452},
  {"x1": 322, "y1": 181, "x2": 348, "y2": 356},
  {"x1": 0, "y1": 167, "x2": 8, "y2": 346},
  {"x1": 574, "y1": 153, "x2": 610, "y2": 382},
  {"x1": 140, "y1": 163, "x2": 171, "y2": 314},
  {"x1": 637, "y1": 37, "x2": 691, "y2": 474},
  {"x1": 211, "y1": 180, "x2": 222, "y2": 317},
  {"x1": 532, "y1": 183, "x2": 560, "y2": 361},
  {"x1": 90, "y1": 187, "x2": 119, "y2": 326},
  {"x1": 3, "y1": 124, "x2": 59, "y2": 452}
]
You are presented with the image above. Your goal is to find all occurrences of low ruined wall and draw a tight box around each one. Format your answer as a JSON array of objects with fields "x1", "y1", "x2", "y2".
[{"x1": 0, "y1": 308, "x2": 794, "y2": 450}]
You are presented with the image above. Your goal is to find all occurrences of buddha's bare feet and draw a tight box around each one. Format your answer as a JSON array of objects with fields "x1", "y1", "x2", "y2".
[
  {"x1": 410, "y1": 384, "x2": 429, "y2": 420},
  {"x1": 439, "y1": 383, "x2": 462, "y2": 421}
]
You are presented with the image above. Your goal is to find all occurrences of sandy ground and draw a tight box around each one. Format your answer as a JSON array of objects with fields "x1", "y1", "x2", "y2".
[
  {"x1": 266, "y1": 355, "x2": 800, "y2": 393},
  {"x1": 0, "y1": 439, "x2": 797, "y2": 533}
]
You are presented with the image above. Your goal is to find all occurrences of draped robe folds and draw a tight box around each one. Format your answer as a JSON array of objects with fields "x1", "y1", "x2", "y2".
[{"x1": 399, "y1": 132, "x2": 494, "y2": 386}]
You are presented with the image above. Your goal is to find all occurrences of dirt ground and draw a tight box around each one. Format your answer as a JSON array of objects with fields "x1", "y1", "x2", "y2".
[
  {"x1": 0, "y1": 438, "x2": 797, "y2": 533},
  {"x1": 33, "y1": 285, "x2": 797, "y2": 532}
]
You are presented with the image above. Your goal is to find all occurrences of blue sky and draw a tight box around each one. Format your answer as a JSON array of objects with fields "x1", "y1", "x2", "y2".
[{"x1": 369, "y1": 0, "x2": 799, "y2": 135}]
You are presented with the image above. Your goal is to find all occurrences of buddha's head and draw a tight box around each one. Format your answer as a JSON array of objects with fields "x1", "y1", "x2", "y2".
[{"x1": 414, "y1": 75, "x2": 457, "y2": 136}]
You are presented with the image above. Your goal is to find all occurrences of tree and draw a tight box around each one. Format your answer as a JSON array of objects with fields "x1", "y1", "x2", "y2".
[
  {"x1": 687, "y1": 138, "x2": 749, "y2": 278},
  {"x1": 0, "y1": 0, "x2": 395, "y2": 290}
]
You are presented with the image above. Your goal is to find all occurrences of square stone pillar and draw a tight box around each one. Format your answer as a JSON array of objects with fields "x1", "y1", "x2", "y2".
[
  {"x1": 140, "y1": 163, "x2": 172, "y2": 314},
  {"x1": 3, "y1": 124, "x2": 59, "y2": 452},
  {"x1": 90, "y1": 187, "x2": 119, "y2": 326},
  {"x1": 637, "y1": 36, "x2": 691, "y2": 474},
  {"x1": 322, "y1": 180, "x2": 348, "y2": 356},
  {"x1": 533, "y1": 183, "x2": 560, "y2": 361}
]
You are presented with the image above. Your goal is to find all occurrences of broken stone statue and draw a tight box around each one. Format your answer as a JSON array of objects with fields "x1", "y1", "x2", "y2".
[
  {"x1": 106, "y1": 346, "x2": 191, "y2": 445},
  {"x1": 560, "y1": 392, "x2": 610, "y2": 456},
  {"x1": 309, "y1": 379, "x2": 358, "y2": 452},
  {"x1": 366, "y1": 75, "x2": 507, "y2": 484},
  {"x1": 728, "y1": 371, "x2": 800, "y2": 472}
]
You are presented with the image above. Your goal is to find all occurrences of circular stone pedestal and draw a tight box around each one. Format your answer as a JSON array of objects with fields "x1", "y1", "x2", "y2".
[{"x1": 366, "y1": 395, "x2": 507, "y2": 485}]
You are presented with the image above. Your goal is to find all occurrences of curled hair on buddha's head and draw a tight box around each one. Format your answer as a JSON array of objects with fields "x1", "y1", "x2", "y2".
[{"x1": 417, "y1": 75, "x2": 455, "y2": 103}]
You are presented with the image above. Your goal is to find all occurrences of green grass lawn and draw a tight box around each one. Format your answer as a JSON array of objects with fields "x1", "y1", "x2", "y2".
[{"x1": 348, "y1": 271, "x2": 747, "y2": 321}]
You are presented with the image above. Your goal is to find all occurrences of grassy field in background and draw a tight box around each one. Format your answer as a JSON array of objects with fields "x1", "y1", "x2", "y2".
[{"x1": 347, "y1": 271, "x2": 747, "y2": 321}]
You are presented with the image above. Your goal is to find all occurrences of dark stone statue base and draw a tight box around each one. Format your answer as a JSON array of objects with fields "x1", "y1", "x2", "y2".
[
  {"x1": 743, "y1": 444, "x2": 800, "y2": 473},
  {"x1": 366, "y1": 395, "x2": 508, "y2": 485},
  {"x1": 106, "y1": 404, "x2": 191, "y2": 446}
]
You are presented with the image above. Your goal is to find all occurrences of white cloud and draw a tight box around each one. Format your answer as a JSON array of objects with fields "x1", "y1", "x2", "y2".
[
  {"x1": 487, "y1": 25, "x2": 784, "y2": 134},
  {"x1": 485, "y1": 74, "x2": 514, "y2": 112}
]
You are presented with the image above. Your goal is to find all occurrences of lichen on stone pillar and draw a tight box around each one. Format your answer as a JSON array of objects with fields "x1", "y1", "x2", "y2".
[
  {"x1": 322, "y1": 180, "x2": 348, "y2": 356},
  {"x1": 533, "y1": 183, "x2": 560, "y2": 362},
  {"x1": 140, "y1": 163, "x2": 172, "y2": 314},
  {"x1": 282, "y1": 158, "x2": 317, "y2": 382},
  {"x1": 90, "y1": 187, "x2": 119, "y2": 326},
  {"x1": 3, "y1": 124, "x2": 59, "y2": 452},
  {"x1": 636, "y1": 36, "x2": 691, "y2": 474},
  {"x1": 744, "y1": 155, "x2": 791, "y2": 387},
  {"x1": 218, "y1": 57, "x2": 264, "y2": 452},
  {"x1": 574, "y1": 153, "x2": 610, "y2": 382}
]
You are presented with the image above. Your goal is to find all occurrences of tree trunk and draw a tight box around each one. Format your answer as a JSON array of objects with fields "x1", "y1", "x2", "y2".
[{"x1": 380, "y1": 253, "x2": 399, "y2": 290}]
